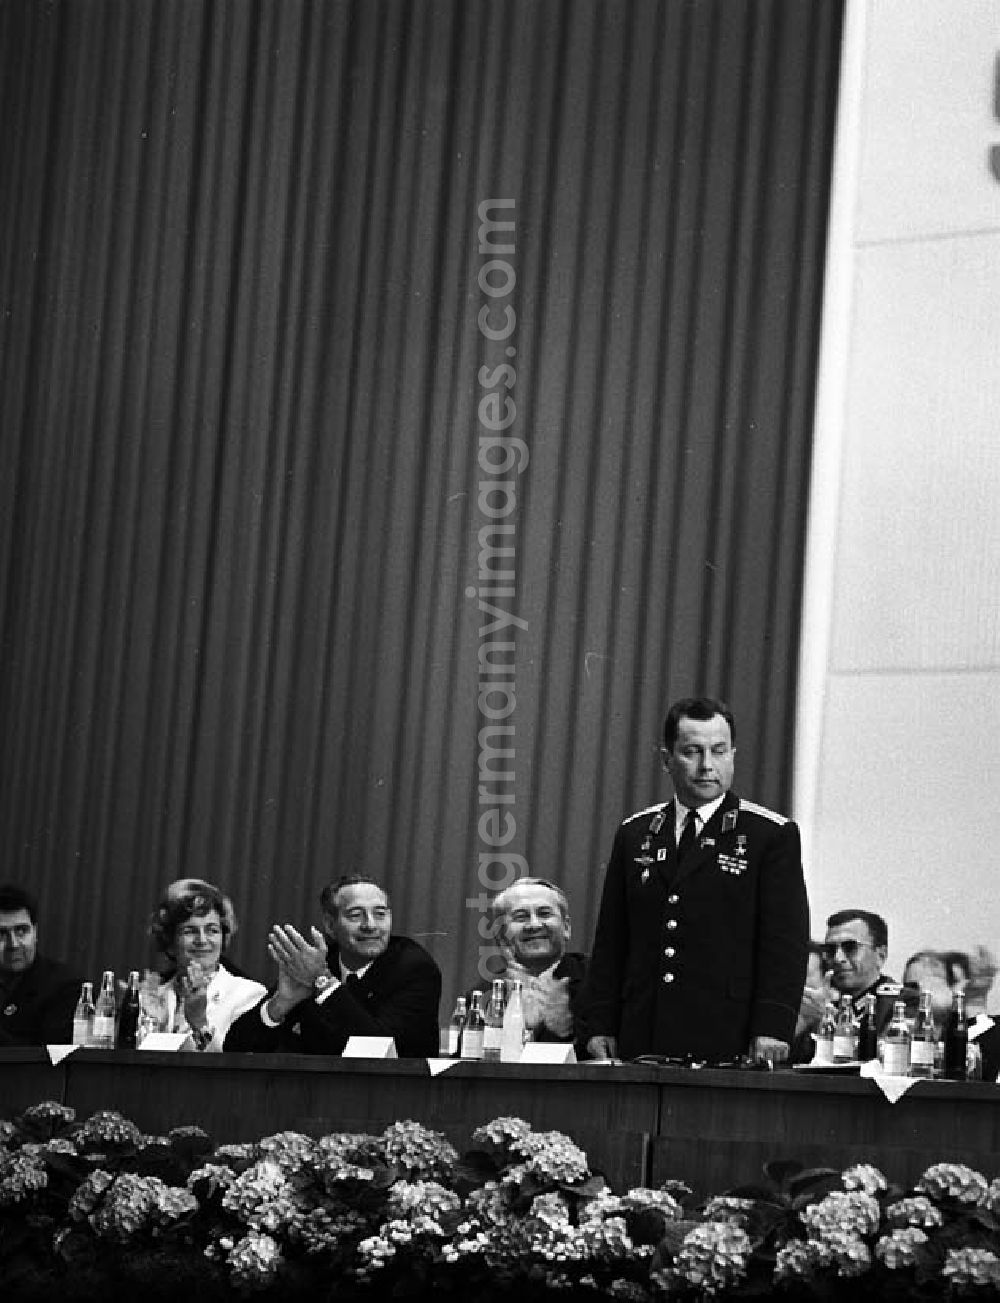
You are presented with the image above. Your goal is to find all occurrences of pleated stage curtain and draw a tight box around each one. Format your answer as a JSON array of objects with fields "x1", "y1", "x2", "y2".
[{"x1": 0, "y1": 0, "x2": 843, "y2": 1004}]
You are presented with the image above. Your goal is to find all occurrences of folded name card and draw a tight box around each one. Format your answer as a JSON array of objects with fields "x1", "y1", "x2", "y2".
[
  {"x1": 342, "y1": 1035, "x2": 397, "y2": 1059},
  {"x1": 518, "y1": 1042, "x2": 577, "y2": 1065},
  {"x1": 138, "y1": 1032, "x2": 189, "y2": 1052},
  {"x1": 47, "y1": 1044, "x2": 79, "y2": 1065}
]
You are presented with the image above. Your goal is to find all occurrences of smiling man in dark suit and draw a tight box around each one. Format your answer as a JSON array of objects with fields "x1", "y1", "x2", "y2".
[
  {"x1": 0, "y1": 883, "x2": 81, "y2": 1046},
  {"x1": 224, "y1": 875, "x2": 441, "y2": 1057},
  {"x1": 581, "y1": 696, "x2": 809, "y2": 1065}
]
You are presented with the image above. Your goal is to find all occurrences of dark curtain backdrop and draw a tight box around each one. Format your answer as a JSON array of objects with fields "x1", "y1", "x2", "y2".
[{"x1": 0, "y1": 0, "x2": 842, "y2": 1008}]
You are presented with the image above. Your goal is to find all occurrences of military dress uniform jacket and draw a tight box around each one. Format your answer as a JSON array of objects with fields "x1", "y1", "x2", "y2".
[
  {"x1": 223, "y1": 935, "x2": 441, "y2": 1057},
  {"x1": 0, "y1": 955, "x2": 81, "y2": 1047},
  {"x1": 581, "y1": 791, "x2": 809, "y2": 1062}
]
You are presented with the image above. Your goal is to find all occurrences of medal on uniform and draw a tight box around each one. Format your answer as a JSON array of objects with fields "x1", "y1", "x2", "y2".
[
  {"x1": 657, "y1": 847, "x2": 667, "y2": 861},
  {"x1": 736, "y1": 834, "x2": 747, "y2": 858}
]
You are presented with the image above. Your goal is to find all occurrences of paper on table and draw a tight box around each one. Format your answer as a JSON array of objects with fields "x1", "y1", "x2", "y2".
[
  {"x1": 47, "y1": 1043, "x2": 79, "y2": 1065},
  {"x1": 138, "y1": 1031, "x2": 188, "y2": 1052},
  {"x1": 342, "y1": 1035, "x2": 397, "y2": 1059},
  {"x1": 426, "y1": 1057, "x2": 459, "y2": 1076},
  {"x1": 518, "y1": 1042, "x2": 577, "y2": 1065},
  {"x1": 859, "y1": 1060, "x2": 918, "y2": 1103}
]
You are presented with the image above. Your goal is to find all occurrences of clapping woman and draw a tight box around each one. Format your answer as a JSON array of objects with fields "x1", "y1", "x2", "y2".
[{"x1": 150, "y1": 882, "x2": 266, "y2": 1051}]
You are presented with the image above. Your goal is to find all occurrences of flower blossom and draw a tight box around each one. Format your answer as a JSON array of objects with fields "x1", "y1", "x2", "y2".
[
  {"x1": 942, "y1": 1246, "x2": 1000, "y2": 1290},
  {"x1": 885, "y1": 1195, "x2": 943, "y2": 1229},
  {"x1": 671, "y1": 1221, "x2": 752, "y2": 1294},
  {"x1": 842, "y1": 1162, "x2": 887, "y2": 1195},
  {"x1": 72, "y1": 1109, "x2": 144, "y2": 1152},
  {"x1": 0, "y1": 1150, "x2": 48, "y2": 1206},
  {"x1": 225, "y1": 1231, "x2": 283, "y2": 1290},
  {"x1": 875, "y1": 1226, "x2": 929, "y2": 1270},
  {"x1": 799, "y1": 1190, "x2": 880, "y2": 1238},
  {"x1": 512, "y1": 1129, "x2": 590, "y2": 1184},
  {"x1": 381, "y1": 1120, "x2": 459, "y2": 1180},
  {"x1": 386, "y1": 1178, "x2": 461, "y2": 1220},
  {"x1": 68, "y1": 1168, "x2": 115, "y2": 1220},
  {"x1": 916, "y1": 1162, "x2": 989, "y2": 1206}
]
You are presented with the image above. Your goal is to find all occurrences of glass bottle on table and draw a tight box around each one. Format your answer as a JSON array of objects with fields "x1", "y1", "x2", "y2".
[
  {"x1": 92, "y1": 970, "x2": 117, "y2": 1050},
  {"x1": 72, "y1": 980, "x2": 95, "y2": 1047},
  {"x1": 909, "y1": 988, "x2": 937, "y2": 1078},
  {"x1": 461, "y1": 990, "x2": 486, "y2": 1060},
  {"x1": 501, "y1": 979, "x2": 526, "y2": 1061},
  {"x1": 483, "y1": 978, "x2": 506, "y2": 1062},
  {"x1": 833, "y1": 1000, "x2": 858, "y2": 1062},
  {"x1": 943, "y1": 988, "x2": 969, "y2": 1081},
  {"x1": 118, "y1": 970, "x2": 142, "y2": 1049},
  {"x1": 856, "y1": 993, "x2": 878, "y2": 1062},
  {"x1": 813, "y1": 999, "x2": 836, "y2": 1064},
  {"x1": 879, "y1": 999, "x2": 911, "y2": 1076},
  {"x1": 445, "y1": 996, "x2": 467, "y2": 1058}
]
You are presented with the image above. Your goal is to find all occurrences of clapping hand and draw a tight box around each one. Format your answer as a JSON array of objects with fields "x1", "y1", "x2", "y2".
[
  {"x1": 178, "y1": 959, "x2": 210, "y2": 1029},
  {"x1": 266, "y1": 924, "x2": 330, "y2": 1018},
  {"x1": 523, "y1": 969, "x2": 574, "y2": 1039}
]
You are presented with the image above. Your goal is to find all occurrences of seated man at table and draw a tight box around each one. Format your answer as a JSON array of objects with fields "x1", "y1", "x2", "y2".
[
  {"x1": 0, "y1": 883, "x2": 81, "y2": 1046},
  {"x1": 469, "y1": 877, "x2": 587, "y2": 1046},
  {"x1": 824, "y1": 909, "x2": 917, "y2": 1033},
  {"x1": 224, "y1": 875, "x2": 441, "y2": 1057}
]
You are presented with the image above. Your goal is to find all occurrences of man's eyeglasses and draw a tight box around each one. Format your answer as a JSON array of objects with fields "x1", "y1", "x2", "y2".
[{"x1": 821, "y1": 939, "x2": 872, "y2": 962}]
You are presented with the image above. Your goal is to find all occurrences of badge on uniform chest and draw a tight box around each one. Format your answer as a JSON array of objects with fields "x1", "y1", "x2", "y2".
[{"x1": 717, "y1": 833, "x2": 748, "y2": 875}]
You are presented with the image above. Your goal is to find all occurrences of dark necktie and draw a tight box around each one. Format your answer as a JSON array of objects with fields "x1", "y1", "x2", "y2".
[{"x1": 677, "y1": 807, "x2": 699, "y2": 861}]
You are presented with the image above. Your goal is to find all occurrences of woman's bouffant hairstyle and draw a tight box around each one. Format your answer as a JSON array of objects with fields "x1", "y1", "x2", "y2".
[{"x1": 150, "y1": 880, "x2": 237, "y2": 955}]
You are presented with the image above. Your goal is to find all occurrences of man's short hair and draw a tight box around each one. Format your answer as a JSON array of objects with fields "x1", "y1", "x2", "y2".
[
  {"x1": 663, "y1": 697, "x2": 736, "y2": 752},
  {"x1": 0, "y1": 884, "x2": 37, "y2": 922},
  {"x1": 826, "y1": 909, "x2": 888, "y2": 951},
  {"x1": 489, "y1": 877, "x2": 570, "y2": 930},
  {"x1": 320, "y1": 875, "x2": 390, "y2": 919}
]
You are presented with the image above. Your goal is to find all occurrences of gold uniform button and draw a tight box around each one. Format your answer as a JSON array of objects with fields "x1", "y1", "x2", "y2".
[
  {"x1": 663, "y1": 947, "x2": 676, "y2": 958},
  {"x1": 666, "y1": 918, "x2": 678, "y2": 930},
  {"x1": 662, "y1": 972, "x2": 675, "y2": 983},
  {"x1": 667, "y1": 893, "x2": 679, "y2": 904}
]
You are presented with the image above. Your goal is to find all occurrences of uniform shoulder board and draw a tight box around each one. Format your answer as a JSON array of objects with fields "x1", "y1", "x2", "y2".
[
  {"x1": 738, "y1": 798, "x2": 788, "y2": 826},
  {"x1": 622, "y1": 800, "x2": 669, "y2": 826}
]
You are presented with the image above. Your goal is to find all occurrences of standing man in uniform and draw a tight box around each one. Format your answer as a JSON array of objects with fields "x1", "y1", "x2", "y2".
[{"x1": 581, "y1": 696, "x2": 809, "y2": 1064}]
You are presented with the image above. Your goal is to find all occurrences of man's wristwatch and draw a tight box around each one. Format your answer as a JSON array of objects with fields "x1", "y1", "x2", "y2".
[
  {"x1": 191, "y1": 1025, "x2": 214, "y2": 1052},
  {"x1": 313, "y1": 971, "x2": 338, "y2": 996}
]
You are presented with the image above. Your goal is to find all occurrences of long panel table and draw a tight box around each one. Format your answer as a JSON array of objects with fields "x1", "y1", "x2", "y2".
[{"x1": 4, "y1": 1049, "x2": 1000, "y2": 1194}]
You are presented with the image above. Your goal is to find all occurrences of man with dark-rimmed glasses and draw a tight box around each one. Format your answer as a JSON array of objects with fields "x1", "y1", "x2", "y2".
[{"x1": 823, "y1": 909, "x2": 917, "y2": 1034}]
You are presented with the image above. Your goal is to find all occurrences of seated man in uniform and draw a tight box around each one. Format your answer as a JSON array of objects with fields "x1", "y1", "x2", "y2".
[
  {"x1": 468, "y1": 877, "x2": 587, "y2": 1046},
  {"x1": 0, "y1": 883, "x2": 81, "y2": 1046},
  {"x1": 823, "y1": 909, "x2": 918, "y2": 1033},
  {"x1": 224, "y1": 875, "x2": 440, "y2": 1057}
]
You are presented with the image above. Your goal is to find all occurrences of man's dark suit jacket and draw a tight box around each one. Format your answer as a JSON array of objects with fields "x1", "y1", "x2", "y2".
[
  {"x1": 580, "y1": 790, "x2": 809, "y2": 1062},
  {"x1": 0, "y1": 955, "x2": 81, "y2": 1046},
  {"x1": 466, "y1": 952, "x2": 589, "y2": 1052},
  {"x1": 223, "y1": 935, "x2": 441, "y2": 1057}
]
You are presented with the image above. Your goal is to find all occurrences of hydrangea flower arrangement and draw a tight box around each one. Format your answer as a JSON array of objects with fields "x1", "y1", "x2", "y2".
[{"x1": 3, "y1": 1100, "x2": 1000, "y2": 1300}]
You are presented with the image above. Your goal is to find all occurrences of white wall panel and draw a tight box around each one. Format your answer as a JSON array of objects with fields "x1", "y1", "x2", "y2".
[
  {"x1": 807, "y1": 670, "x2": 1000, "y2": 980},
  {"x1": 831, "y1": 234, "x2": 1000, "y2": 671},
  {"x1": 798, "y1": 0, "x2": 1000, "y2": 1006},
  {"x1": 857, "y1": 0, "x2": 1000, "y2": 243}
]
